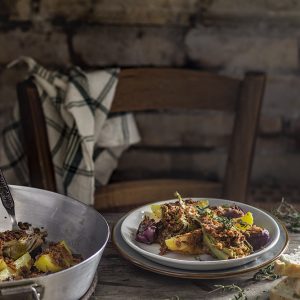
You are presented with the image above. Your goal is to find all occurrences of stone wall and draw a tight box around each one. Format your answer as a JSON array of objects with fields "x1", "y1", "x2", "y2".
[{"x1": 0, "y1": 0, "x2": 300, "y2": 188}]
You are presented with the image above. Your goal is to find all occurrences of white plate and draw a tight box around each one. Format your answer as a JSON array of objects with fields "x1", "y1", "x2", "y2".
[
  {"x1": 114, "y1": 214, "x2": 288, "y2": 279},
  {"x1": 121, "y1": 198, "x2": 280, "y2": 271}
]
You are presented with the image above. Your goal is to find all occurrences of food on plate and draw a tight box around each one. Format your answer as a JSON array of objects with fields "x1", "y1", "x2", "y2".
[
  {"x1": 0, "y1": 223, "x2": 82, "y2": 281},
  {"x1": 136, "y1": 216, "x2": 158, "y2": 244},
  {"x1": 244, "y1": 227, "x2": 270, "y2": 251},
  {"x1": 135, "y1": 192, "x2": 270, "y2": 259},
  {"x1": 165, "y1": 229, "x2": 203, "y2": 254}
]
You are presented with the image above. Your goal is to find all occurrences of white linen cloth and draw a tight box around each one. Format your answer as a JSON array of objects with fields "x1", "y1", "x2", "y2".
[{"x1": 0, "y1": 57, "x2": 140, "y2": 205}]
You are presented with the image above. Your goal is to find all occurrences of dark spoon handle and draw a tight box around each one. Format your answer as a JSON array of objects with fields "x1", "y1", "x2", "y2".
[{"x1": 0, "y1": 168, "x2": 15, "y2": 216}]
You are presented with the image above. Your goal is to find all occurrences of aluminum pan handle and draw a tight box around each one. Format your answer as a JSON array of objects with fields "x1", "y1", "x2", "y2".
[
  {"x1": 0, "y1": 168, "x2": 15, "y2": 217},
  {"x1": 0, "y1": 283, "x2": 43, "y2": 300}
]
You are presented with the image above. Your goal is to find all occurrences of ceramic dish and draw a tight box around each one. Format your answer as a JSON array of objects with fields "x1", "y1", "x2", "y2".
[
  {"x1": 114, "y1": 214, "x2": 288, "y2": 279},
  {"x1": 121, "y1": 198, "x2": 281, "y2": 271}
]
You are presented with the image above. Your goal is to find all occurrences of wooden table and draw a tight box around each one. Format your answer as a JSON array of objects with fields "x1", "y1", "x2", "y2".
[{"x1": 90, "y1": 213, "x2": 297, "y2": 300}]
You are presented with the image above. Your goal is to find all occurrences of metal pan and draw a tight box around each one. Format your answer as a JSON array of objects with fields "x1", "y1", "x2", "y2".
[{"x1": 0, "y1": 185, "x2": 110, "y2": 300}]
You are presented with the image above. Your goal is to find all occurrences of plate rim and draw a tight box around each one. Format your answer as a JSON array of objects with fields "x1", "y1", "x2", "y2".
[
  {"x1": 120, "y1": 198, "x2": 281, "y2": 269},
  {"x1": 113, "y1": 214, "x2": 289, "y2": 279}
]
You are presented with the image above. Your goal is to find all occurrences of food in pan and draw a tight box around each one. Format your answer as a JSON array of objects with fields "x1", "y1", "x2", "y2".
[
  {"x1": 135, "y1": 192, "x2": 270, "y2": 259},
  {"x1": 0, "y1": 222, "x2": 82, "y2": 281}
]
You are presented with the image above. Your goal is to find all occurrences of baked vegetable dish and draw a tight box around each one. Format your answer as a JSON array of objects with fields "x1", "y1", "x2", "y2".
[
  {"x1": 135, "y1": 192, "x2": 270, "y2": 259},
  {"x1": 0, "y1": 222, "x2": 82, "y2": 281}
]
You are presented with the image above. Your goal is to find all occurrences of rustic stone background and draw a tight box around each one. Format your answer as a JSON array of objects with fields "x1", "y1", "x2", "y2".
[{"x1": 0, "y1": 0, "x2": 300, "y2": 201}]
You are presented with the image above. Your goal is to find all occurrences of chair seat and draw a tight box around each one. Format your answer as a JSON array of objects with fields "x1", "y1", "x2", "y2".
[{"x1": 94, "y1": 179, "x2": 222, "y2": 211}]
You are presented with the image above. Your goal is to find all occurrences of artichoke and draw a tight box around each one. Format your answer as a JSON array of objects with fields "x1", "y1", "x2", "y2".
[
  {"x1": 203, "y1": 231, "x2": 230, "y2": 260},
  {"x1": 1, "y1": 232, "x2": 44, "y2": 260}
]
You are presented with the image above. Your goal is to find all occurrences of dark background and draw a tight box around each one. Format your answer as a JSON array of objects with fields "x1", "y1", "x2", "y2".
[{"x1": 0, "y1": 0, "x2": 299, "y2": 203}]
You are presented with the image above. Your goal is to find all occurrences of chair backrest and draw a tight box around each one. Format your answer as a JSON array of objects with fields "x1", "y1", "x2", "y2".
[{"x1": 17, "y1": 68, "x2": 266, "y2": 202}]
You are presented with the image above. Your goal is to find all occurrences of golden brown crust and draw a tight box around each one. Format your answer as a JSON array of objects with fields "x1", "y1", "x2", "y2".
[
  {"x1": 270, "y1": 278, "x2": 300, "y2": 300},
  {"x1": 274, "y1": 260, "x2": 300, "y2": 278}
]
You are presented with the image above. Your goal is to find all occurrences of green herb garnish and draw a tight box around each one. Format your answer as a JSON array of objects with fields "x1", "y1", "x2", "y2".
[
  {"x1": 196, "y1": 206, "x2": 234, "y2": 229},
  {"x1": 196, "y1": 206, "x2": 212, "y2": 216},
  {"x1": 253, "y1": 263, "x2": 280, "y2": 281},
  {"x1": 214, "y1": 284, "x2": 247, "y2": 300},
  {"x1": 214, "y1": 215, "x2": 234, "y2": 230}
]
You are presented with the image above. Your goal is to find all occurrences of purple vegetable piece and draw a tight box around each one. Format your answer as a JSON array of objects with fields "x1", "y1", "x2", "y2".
[
  {"x1": 223, "y1": 205, "x2": 245, "y2": 219},
  {"x1": 135, "y1": 216, "x2": 158, "y2": 244},
  {"x1": 246, "y1": 229, "x2": 270, "y2": 251}
]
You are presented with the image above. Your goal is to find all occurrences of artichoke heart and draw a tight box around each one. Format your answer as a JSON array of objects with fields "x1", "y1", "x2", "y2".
[
  {"x1": 203, "y1": 230, "x2": 252, "y2": 260},
  {"x1": 2, "y1": 233, "x2": 44, "y2": 260},
  {"x1": 203, "y1": 231, "x2": 230, "y2": 260}
]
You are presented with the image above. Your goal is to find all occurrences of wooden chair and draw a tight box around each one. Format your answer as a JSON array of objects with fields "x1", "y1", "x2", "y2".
[{"x1": 17, "y1": 68, "x2": 266, "y2": 211}]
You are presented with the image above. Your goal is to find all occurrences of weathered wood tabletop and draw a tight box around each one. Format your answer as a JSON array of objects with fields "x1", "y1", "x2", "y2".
[{"x1": 90, "y1": 213, "x2": 298, "y2": 300}]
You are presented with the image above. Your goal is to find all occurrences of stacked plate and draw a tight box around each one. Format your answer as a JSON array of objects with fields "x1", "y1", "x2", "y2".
[{"x1": 113, "y1": 198, "x2": 289, "y2": 279}]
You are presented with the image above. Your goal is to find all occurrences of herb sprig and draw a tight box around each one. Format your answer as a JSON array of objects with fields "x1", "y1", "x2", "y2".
[
  {"x1": 213, "y1": 284, "x2": 247, "y2": 300},
  {"x1": 196, "y1": 206, "x2": 234, "y2": 230},
  {"x1": 196, "y1": 205, "x2": 212, "y2": 217},
  {"x1": 214, "y1": 215, "x2": 234, "y2": 230},
  {"x1": 209, "y1": 264, "x2": 279, "y2": 298},
  {"x1": 253, "y1": 263, "x2": 280, "y2": 281},
  {"x1": 273, "y1": 198, "x2": 300, "y2": 232}
]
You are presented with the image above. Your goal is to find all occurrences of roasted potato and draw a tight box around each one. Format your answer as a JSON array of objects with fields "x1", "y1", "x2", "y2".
[{"x1": 165, "y1": 229, "x2": 203, "y2": 254}]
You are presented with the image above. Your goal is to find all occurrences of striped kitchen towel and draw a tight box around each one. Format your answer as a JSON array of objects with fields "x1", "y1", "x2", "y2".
[{"x1": 0, "y1": 57, "x2": 140, "y2": 205}]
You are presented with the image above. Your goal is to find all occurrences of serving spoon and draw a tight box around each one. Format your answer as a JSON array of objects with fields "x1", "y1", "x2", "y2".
[{"x1": 0, "y1": 168, "x2": 19, "y2": 230}]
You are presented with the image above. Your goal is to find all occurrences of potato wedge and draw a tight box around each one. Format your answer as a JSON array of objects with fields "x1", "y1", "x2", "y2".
[
  {"x1": 34, "y1": 240, "x2": 74, "y2": 273},
  {"x1": 193, "y1": 200, "x2": 209, "y2": 208},
  {"x1": 150, "y1": 204, "x2": 162, "y2": 219},
  {"x1": 165, "y1": 229, "x2": 203, "y2": 255},
  {"x1": 234, "y1": 212, "x2": 253, "y2": 231},
  {"x1": 0, "y1": 257, "x2": 7, "y2": 272},
  {"x1": 0, "y1": 252, "x2": 32, "y2": 281},
  {"x1": 34, "y1": 254, "x2": 62, "y2": 273}
]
